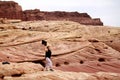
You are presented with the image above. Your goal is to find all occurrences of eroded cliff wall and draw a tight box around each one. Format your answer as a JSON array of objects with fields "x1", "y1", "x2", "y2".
[{"x1": 0, "y1": 1, "x2": 103, "y2": 25}]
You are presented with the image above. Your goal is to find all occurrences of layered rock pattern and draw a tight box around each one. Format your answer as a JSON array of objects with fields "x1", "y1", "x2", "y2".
[
  {"x1": 0, "y1": 21, "x2": 120, "y2": 74},
  {"x1": 0, "y1": 1, "x2": 120, "y2": 80},
  {"x1": 23, "y1": 10, "x2": 103, "y2": 25},
  {"x1": 0, "y1": 1, "x2": 103, "y2": 25},
  {"x1": 0, "y1": 61, "x2": 120, "y2": 80}
]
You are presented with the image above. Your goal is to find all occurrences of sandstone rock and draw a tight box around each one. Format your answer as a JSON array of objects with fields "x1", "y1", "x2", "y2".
[
  {"x1": 0, "y1": 1, "x2": 23, "y2": 19},
  {"x1": 0, "y1": 18, "x2": 9, "y2": 24},
  {"x1": 0, "y1": 1, "x2": 103, "y2": 26},
  {"x1": 23, "y1": 10, "x2": 103, "y2": 25},
  {"x1": 3, "y1": 71, "x2": 120, "y2": 80},
  {"x1": 0, "y1": 62, "x2": 43, "y2": 79},
  {"x1": 0, "y1": 24, "x2": 17, "y2": 30},
  {"x1": 0, "y1": 21, "x2": 120, "y2": 80}
]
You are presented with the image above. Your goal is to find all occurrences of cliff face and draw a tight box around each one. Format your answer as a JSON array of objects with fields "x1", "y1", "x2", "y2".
[
  {"x1": 0, "y1": 1, "x2": 23, "y2": 19},
  {"x1": 0, "y1": 1, "x2": 103, "y2": 25},
  {"x1": 23, "y1": 10, "x2": 103, "y2": 25}
]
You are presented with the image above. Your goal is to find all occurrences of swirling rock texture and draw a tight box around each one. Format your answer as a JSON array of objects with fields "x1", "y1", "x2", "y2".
[
  {"x1": 0, "y1": 21, "x2": 120, "y2": 80},
  {"x1": 0, "y1": 1, "x2": 103, "y2": 25},
  {"x1": 0, "y1": 1, "x2": 120, "y2": 80}
]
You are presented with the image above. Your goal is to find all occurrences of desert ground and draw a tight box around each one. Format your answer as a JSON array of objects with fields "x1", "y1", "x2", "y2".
[{"x1": 0, "y1": 20, "x2": 120, "y2": 80}]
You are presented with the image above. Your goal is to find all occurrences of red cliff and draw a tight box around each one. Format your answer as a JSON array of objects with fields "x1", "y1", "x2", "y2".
[
  {"x1": 0, "y1": 1, "x2": 103, "y2": 25},
  {"x1": 0, "y1": 1, "x2": 23, "y2": 19}
]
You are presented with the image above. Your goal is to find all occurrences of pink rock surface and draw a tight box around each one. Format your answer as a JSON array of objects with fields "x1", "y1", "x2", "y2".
[{"x1": 0, "y1": 21, "x2": 119, "y2": 79}]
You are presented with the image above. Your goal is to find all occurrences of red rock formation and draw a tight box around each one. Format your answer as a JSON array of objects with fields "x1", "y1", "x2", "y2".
[
  {"x1": 0, "y1": 1, "x2": 103, "y2": 25},
  {"x1": 0, "y1": 21, "x2": 120, "y2": 79},
  {"x1": 23, "y1": 10, "x2": 103, "y2": 25},
  {"x1": 0, "y1": 1, "x2": 23, "y2": 19},
  {"x1": 0, "y1": 62, "x2": 120, "y2": 80},
  {"x1": 0, "y1": 21, "x2": 119, "y2": 73},
  {"x1": 23, "y1": 9, "x2": 44, "y2": 21}
]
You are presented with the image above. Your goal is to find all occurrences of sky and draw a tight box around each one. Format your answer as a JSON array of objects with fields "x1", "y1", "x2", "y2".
[{"x1": 4, "y1": 0, "x2": 120, "y2": 27}]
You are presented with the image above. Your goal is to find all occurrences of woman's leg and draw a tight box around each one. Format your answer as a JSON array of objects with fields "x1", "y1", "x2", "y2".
[
  {"x1": 44, "y1": 58, "x2": 49, "y2": 71},
  {"x1": 45, "y1": 57, "x2": 53, "y2": 71}
]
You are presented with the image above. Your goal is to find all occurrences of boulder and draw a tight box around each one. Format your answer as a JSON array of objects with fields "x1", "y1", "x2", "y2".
[{"x1": 0, "y1": 62, "x2": 43, "y2": 79}]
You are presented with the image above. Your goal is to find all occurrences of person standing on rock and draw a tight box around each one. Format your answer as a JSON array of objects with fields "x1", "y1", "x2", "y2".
[{"x1": 42, "y1": 40, "x2": 53, "y2": 71}]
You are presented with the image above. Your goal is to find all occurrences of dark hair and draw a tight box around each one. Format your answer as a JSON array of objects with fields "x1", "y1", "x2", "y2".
[
  {"x1": 42, "y1": 40, "x2": 47, "y2": 46},
  {"x1": 47, "y1": 46, "x2": 50, "y2": 50}
]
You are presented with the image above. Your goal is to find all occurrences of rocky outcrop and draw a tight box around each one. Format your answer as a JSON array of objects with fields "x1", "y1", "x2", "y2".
[
  {"x1": 23, "y1": 10, "x2": 103, "y2": 25},
  {"x1": 0, "y1": 1, "x2": 23, "y2": 19},
  {"x1": 0, "y1": 18, "x2": 9, "y2": 24},
  {"x1": 0, "y1": 21, "x2": 120, "y2": 79},
  {"x1": 0, "y1": 1, "x2": 103, "y2": 25},
  {"x1": 0, "y1": 62, "x2": 119, "y2": 80},
  {"x1": 23, "y1": 9, "x2": 43, "y2": 21},
  {"x1": 1, "y1": 64, "x2": 120, "y2": 80},
  {"x1": 0, "y1": 62, "x2": 43, "y2": 79},
  {"x1": 0, "y1": 21, "x2": 120, "y2": 73}
]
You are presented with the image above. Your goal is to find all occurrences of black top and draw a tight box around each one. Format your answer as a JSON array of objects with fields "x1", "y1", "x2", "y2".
[{"x1": 45, "y1": 49, "x2": 51, "y2": 58}]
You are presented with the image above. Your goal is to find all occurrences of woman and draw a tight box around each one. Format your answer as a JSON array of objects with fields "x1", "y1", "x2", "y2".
[
  {"x1": 44, "y1": 46, "x2": 53, "y2": 71},
  {"x1": 42, "y1": 40, "x2": 53, "y2": 71}
]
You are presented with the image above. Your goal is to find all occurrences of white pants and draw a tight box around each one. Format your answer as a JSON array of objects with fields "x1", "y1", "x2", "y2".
[{"x1": 45, "y1": 57, "x2": 52, "y2": 70}]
